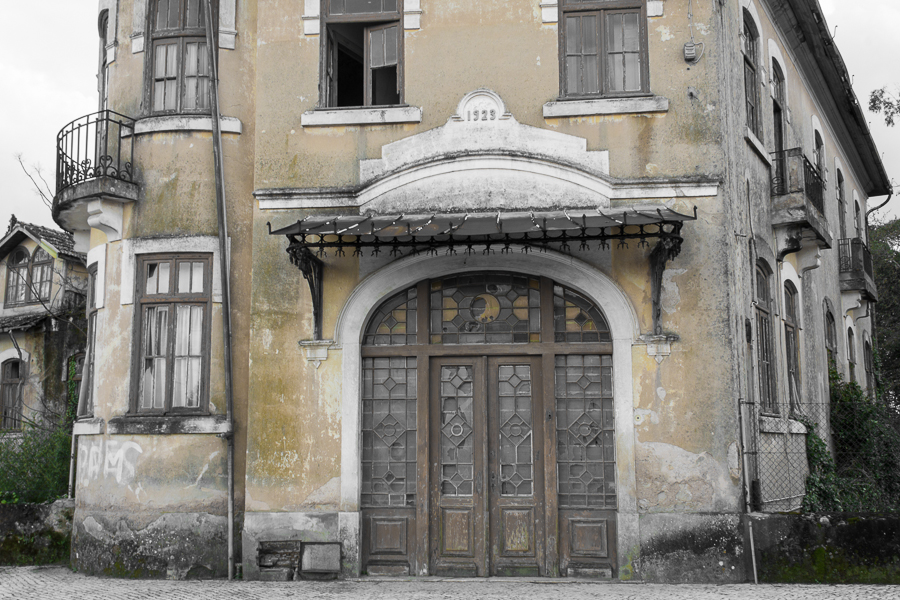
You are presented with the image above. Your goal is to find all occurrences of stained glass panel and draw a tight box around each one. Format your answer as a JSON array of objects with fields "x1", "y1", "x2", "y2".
[
  {"x1": 361, "y1": 357, "x2": 417, "y2": 507},
  {"x1": 430, "y1": 274, "x2": 540, "y2": 345},
  {"x1": 553, "y1": 285, "x2": 611, "y2": 343},
  {"x1": 498, "y1": 365, "x2": 534, "y2": 497},
  {"x1": 440, "y1": 365, "x2": 475, "y2": 496},
  {"x1": 363, "y1": 286, "x2": 417, "y2": 346},
  {"x1": 555, "y1": 355, "x2": 616, "y2": 508}
]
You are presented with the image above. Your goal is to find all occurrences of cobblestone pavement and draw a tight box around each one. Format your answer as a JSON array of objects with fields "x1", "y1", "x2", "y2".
[{"x1": 1, "y1": 567, "x2": 897, "y2": 600}]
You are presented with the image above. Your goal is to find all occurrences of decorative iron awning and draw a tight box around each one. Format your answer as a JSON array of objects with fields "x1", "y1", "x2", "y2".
[
  {"x1": 269, "y1": 207, "x2": 697, "y2": 340},
  {"x1": 269, "y1": 207, "x2": 696, "y2": 257}
]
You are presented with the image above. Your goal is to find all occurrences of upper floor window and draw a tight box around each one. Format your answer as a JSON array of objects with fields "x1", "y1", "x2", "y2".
[
  {"x1": 133, "y1": 254, "x2": 212, "y2": 414},
  {"x1": 854, "y1": 201, "x2": 863, "y2": 241},
  {"x1": 836, "y1": 170, "x2": 846, "y2": 239},
  {"x1": 755, "y1": 262, "x2": 777, "y2": 414},
  {"x1": 771, "y1": 60, "x2": 785, "y2": 151},
  {"x1": 560, "y1": 0, "x2": 648, "y2": 99},
  {"x1": 742, "y1": 12, "x2": 760, "y2": 137},
  {"x1": 1, "y1": 360, "x2": 23, "y2": 430},
  {"x1": 148, "y1": 0, "x2": 213, "y2": 114},
  {"x1": 4, "y1": 247, "x2": 52, "y2": 308},
  {"x1": 814, "y1": 130, "x2": 825, "y2": 175},
  {"x1": 320, "y1": 0, "x2": 402, "y2": 108},
  {"x1": 98, "y1": 10, "x2": 110, "y2": 112}
]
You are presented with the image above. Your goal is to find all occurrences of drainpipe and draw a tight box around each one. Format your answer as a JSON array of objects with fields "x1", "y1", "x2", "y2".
[
  {"x1": 204, "y1": 0, "x2": 236, "y2": 581},
  {"x1": 864, "y1": 190, "x2": 892, "y2": 390}
]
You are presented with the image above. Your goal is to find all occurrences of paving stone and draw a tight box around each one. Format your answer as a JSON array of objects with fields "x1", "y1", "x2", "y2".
[{"x1": 0, "y1": 566, "x2": 897, "y2": 600}]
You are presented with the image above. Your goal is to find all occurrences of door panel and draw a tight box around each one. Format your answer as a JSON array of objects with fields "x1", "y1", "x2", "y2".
[
  {"x1": 488, "y1": 357, "x2": 545, "y2": 576},
  {"x1": 430, "y1": 358, "x2": 486, "y2": 576}
]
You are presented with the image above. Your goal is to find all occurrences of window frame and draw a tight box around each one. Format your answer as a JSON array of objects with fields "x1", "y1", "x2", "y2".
[
  {"x1": 558, "y1": 0, "x2": 650, "y2": 100},
  {"x1": 77, "y1": 266, "x2": 99, "y2": 419},
  {"x1": 836, "y1": 170, "x2": 846, "y2": 239},
  {"x1": 1, "y1": 359, "x2": 24, "y2": 431},
  {"x1": 824, "y1": 309, "x2": 837, "y2": 368},
  {"x1": 742, "y1": 11, "x2": 760, "y2": 138},
  {"x1": 318, "y1": 0, "x2": 405, "y2": 109},
  {"x1": 755, "y1": 262, "x2": 778, "y2": 415},
  {"x1": 847, "y1": 327, "x2": 856, "y2": 384},
  {"x1": 4, "y1": 246, "x2": 52, "y2": 309},
  {"x1": 783, "y1": 282, "x2": 801, "y2": 415},
  {"x1": 130, "y1": 252, "x2": 213, "y2": 416},
  {"x1": 144, "y1": 0, "x2": 217, "y2": 116},
  {"x1": 864, "y1": 339, "x2": 874, "y2": 398}
]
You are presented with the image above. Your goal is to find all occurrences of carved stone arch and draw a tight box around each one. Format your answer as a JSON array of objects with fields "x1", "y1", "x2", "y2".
[{"x1": 334, "y1": 247, "x2": 640, "y2": 576}]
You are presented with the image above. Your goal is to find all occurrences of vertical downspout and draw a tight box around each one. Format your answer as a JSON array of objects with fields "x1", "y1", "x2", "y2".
[{"x1": 204, "y1": 0, "x2": 236, "y2": 581}]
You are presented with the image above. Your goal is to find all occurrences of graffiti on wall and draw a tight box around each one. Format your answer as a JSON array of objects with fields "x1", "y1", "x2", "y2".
[{"x1": 79, "y1": 438, "x2": 143, "y2": 487}]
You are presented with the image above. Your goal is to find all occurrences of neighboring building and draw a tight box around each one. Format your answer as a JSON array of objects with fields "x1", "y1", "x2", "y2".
[
  {"x1": 0, "y1": 216, "x2": 87, "y2": 435},
  {"x1": 54, "y1": 0, "x2": 890, "y2": 582}
]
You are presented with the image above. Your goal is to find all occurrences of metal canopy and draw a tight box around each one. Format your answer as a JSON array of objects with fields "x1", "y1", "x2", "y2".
[
  {"x1": 269, "y1": 207, "x2": 697, "y2": 340},
  {"x1": 269, "y1": 207, "x2": 696, "y2": 256}
]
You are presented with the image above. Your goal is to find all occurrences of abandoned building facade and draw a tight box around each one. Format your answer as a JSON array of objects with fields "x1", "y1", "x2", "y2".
[
  {"x1": 0, "y1": 217, "x2": 87, "y2": 441},
  {"x1": 53, "y1": 0, "x2": 889, "y2": 581}
]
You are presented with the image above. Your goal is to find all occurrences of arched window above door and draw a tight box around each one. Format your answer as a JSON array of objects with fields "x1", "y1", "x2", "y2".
[{"x1": 362, "y1": 274, "x2": 611, "y2": 347}]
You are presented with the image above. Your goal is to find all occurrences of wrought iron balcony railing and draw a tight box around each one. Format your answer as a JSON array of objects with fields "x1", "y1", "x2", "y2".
[
  {"x1": 770, "y1": 147, "x2": 825, "y2": 216},
  {"x1": 838, "y1": 237, "x2": 874, "y2": 280},
  {"x1": 55, "y1": 110, "x2": 135, "y2": 194}
]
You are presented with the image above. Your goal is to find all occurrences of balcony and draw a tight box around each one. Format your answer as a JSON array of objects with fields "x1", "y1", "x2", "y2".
[
  {"x1": 52, "y1": 111, "x2": 139, "y2": 250},
  {"x1": 770, "y1": 148, "x2": 831, "y2": 257},
  {"x1": 838, "y1": 238, "x2": 877, "y2": 301}
]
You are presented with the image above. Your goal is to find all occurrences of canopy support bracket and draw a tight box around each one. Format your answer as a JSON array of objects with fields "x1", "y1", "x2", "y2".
[
  {"x1": 649, "y1": 236, "x2": 684, "y2": 336},
  {"x1": 287, "y1": 237, "x2": 324, "y2": 340}
]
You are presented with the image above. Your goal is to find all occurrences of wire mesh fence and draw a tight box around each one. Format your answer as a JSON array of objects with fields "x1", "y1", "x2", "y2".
[{"x1": 746, "y1": 383, "x2": 900, "y2": 513}]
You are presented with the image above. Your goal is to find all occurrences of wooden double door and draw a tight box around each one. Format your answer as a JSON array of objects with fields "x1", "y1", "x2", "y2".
[{"x1": 429, "y1": 355, "x2": 546, "y2": 576}]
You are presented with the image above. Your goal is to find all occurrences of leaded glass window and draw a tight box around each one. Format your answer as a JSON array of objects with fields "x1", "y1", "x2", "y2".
[
  {"x1": 553, "y1": 285, "x2": 611, "y2": 343},
  {"x1": 498, "y1": 364, "x2": 534, "y2": 497},
  {"x1": 363, "y1": 286, "x2": 417, "y2": 346},
  {"x1": 430, "y1": 274, "x2": 541, "y2": 345},
  {"x1": 440, "y1": 365, "x2": 475, "y2": 496},
  {"x1": 555, "y1": 355, "x2": 616, "y2": 508},
  {"x1": 361, "y1": 357, "x2": 417, "y2": 507}
]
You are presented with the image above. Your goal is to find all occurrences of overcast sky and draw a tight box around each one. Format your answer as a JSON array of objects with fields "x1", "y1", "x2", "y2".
[{"x1": 1, "y1": 1, "x2": 897, "y2": 231}]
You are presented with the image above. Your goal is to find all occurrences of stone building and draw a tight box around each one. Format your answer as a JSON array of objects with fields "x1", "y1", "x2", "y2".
[
  {"x1": 0, "y1": 217, "x2": 86, "y2": 438},
  {"x1": 54, "y1": 0, "x2": 890, "y2": 582}
]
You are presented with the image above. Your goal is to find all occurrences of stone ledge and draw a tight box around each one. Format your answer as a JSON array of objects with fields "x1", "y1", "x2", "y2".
[
  {"x1": 745, "y1": 128, "x2": 772, "y2": 166},
  {"x1": 301, "y1": 106, "x2": 423, "y2": 127},
  {"x1": 134, "y1": 115, "x2": 243, "y2": 135},
  {"x1": 107, "y1": 414, "x2": 230, "y2": 435},
  {"x1": 72, "y1": 418, "x2": 104, "y2": 436},
  {"x1": 543, "y1": 96, "x2": 669, "y2": 118}
]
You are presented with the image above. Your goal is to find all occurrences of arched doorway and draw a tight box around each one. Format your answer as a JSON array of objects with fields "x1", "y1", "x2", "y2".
[{"x1": 359, "y1": 272, "x2": 618, "y2": 577}]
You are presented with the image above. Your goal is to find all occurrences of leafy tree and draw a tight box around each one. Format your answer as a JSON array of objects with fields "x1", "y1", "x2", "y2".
[
  {"x1": 869, "y1": 217, "x2": 900, "y2": 408},
  {"x1": 870, "y1": 86, "x2": 900, "y2": 127}
]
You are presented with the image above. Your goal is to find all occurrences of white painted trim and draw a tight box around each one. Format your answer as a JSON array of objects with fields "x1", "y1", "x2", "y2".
[
  {"x1": 540, "y1": 1, "x2": 558, "y2": 23},
  {"x1": 767, "y1": 39, "x2": 788, "y2": 104},
  {"x1": 745, "y1": 128, "x2": 772, "y2": 166},
  {"x1": 87, "y1": 245, "x2": 107, "y2": 310},
  {"x1": 741, "y1": 0, "x2": 763, "y2": 43},
  {"x1": 303, "y1": 1, "x2": 422, "y2": 35},
  {"x1": 134, "y1": 115, "x2": 242, "y2": 135},
  {"x1": 333, "y1": 247, "x2": 641, "y2": 575},
  {"x1": 131, "y1": 0, "x2": 236, "y2": 51},
  {"x1": 811, "y1": 115, "x2": 826, "y2": 184},
  {"x1": 119, "y1": 236, "x2": 226, "y2": 305},
  {"x1": 0, "y1": 348, "x2": 30, "y2": 364},
  {"x1": 647, "y1": 0, "x2": 665, "y2": 17},
  {"x1": 72, "y1": 418, "x2": 104, "y2": 436},
  {"x1": 300, "y1": 106, "x2": 423, "y2": 127},
  {"x1": 543, "y1": 96, "x2": 669, "y2": 118}
]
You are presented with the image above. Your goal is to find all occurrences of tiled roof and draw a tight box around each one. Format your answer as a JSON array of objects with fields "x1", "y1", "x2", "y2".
[
  {"x1": 3, "y1": 215, "x2": 83, "y2": 261},
  {"x1": 0, "y1": 312, "x2": 48, "y2": 333}
]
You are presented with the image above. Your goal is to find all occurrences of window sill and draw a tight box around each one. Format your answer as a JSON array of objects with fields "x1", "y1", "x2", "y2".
[
  {"x1": 744, "y1": 128, "x2": 772, "y2": 166},
  {"x1": 73, "y1": 417, "x2": 104, "y2": 436},
  {"x1": 543, "y1": 96, "x2": 669, "y2": 118},
  {"x1": 107, "y1": 414, "x2": 230, "y2": 435},
  {"x1": 301, "y1": 106, "x2": 423, "y2": 127},
  {"x1": 759, "y1": 414, "x2": 807, "y2": 434},
  {"x1": 134, "y1": 115, "x2": 243, "y2": 136}
]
